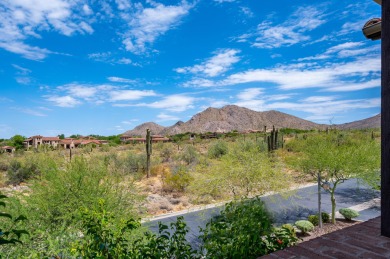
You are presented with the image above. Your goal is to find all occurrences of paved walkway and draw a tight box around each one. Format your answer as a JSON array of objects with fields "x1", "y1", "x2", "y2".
[{"x1": 261, "y1": 217, "x2": 390, "y2": 258}]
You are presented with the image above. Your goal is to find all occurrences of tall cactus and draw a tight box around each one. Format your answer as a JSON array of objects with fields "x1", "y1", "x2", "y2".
[
  {"x1": 267, "y1": 126, "x2": 279, "y2": 152},
  {"x1": 146, "y1": 129, "x2": 152, "y2": 178}
]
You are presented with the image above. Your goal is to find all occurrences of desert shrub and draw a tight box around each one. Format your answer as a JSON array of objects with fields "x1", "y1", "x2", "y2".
[
  {"x1": 180, "y1": 145, "x2": 198, "y2": 165},
  {"x1": 199, "y1": 197, "x2": 275, "y2": 258},
  {"x1": 7, "y1": 160, "x2": 40, "y2": 185},
  {"x1": 339, "y1": 208, "x2": 359, "y2": 221},
  {"x1": 208, "y1": 141, "x2": 228, "y2": 159},
  {"x1": 126, "y1": 153, "x2": 146, "y2": 173},
  {"x1": 162, "y1": 165, "x2": 193, "y2": 192},
  {"x1": 160, "y1": 145, "x2": 173, "y2": 162},
  {"x1": 295, "y1": 220, "x2": 314, "y2": 234}
]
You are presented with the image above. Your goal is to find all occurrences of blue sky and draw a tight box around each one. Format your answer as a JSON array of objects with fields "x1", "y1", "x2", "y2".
[{"x1": 0, "y1": 0, "x2": 381, "y2": 138}]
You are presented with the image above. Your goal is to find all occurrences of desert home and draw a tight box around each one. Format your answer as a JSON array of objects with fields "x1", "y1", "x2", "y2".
[
  {"x1": 23, "y1": 135, "x2": 108, "y2": 150},
  {"x1": 0, "y1": 146, "x2": 16, "y2": 153}
]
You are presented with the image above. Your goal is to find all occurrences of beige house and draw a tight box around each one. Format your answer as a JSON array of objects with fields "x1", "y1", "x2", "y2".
[
  {"x1": 24, "y1": 136, "x2": 107, "y2": 150},
  {"x1": 1, "y1": 146, "x2": 16, "y2": 153},
  {"x1": 24, "y1": 135, "x2": 60, "y2": 149}
]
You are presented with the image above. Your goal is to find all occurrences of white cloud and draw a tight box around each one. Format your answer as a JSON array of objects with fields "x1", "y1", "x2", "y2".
[
  {"x1": 157, "y1": 113, "x2": 180, "y2": 122},
  {"x1": 325, "y1": 79, "x2": 380, "y2": 92},
  {"x1": 46, "y1": 95, "x2": 81, "y2": 107},
  {"x1": 182, "y1": 78, "x2": 218, "y2": 88},
  {"x1": 15, "y1": 77, "x2": 31, "y2": 85},
  {"x1": 240, "y1": 7, "x2": 254, "y2": 18},
  {"x1": 88, "y1": 52, "x2": 135, "y2": 65},
  {"x1": 246, "y1": 6, "x2": 326, "y2": 48},
  {"x1": 64, "y1": 85, "x2": 98, "y2": 98},
  {"x1": 302, "y1": 96, "x2": 337, "y2": 103},
  {"x1": 222, "y1": 56, "x2": 380, "y2": 91},
  {"x1": 0, "y1": 0, "x2": 94, "y2": 60},
  {"x1": 12, "y1": 107, "x2": 47, "y2": 116},
  {"x1": 266, "y1": 98, "x2": 380, "y2": 117},
  {"x1": 298, "y1": 42, "x2": 372, "y2": 61},
  {"x1": 12, "y1": 64, "x2": 31, "y2": 75},
  {"x1": 234, "y1": 99, "x2": 265, "y2": 111},
  {"x1": 107, "y1": 76, "x2": 137, "y2": 84},
  {"x1": 136, "y1": 94, "x2": 195, "y2": 112},
  {"x1": 122, "y1": 1, "x2": 193, "y2": 54},
  {"x1": 109, "y1": 90, "x2": 157, "y2": 101},
  {"x1": 214, "y1": 0, "x2": 237, "y2": 3},
  {"x1": 237, "y1": 88, "x2": 263, "y2": 101},
  {"x1": 176, "y1": 49, "x2": 241, "y2": 77}
]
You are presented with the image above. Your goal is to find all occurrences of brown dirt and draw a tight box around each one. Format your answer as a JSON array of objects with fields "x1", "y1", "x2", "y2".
[{"x1": 298, "y1": 219, "x2": 362, "y2": 242}]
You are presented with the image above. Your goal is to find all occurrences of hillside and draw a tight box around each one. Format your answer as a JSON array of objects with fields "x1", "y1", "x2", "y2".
[
  {"x1": 172, "y1": 105, "x2": 323, "y2": 134},
  {"x1": 336, "y1": 114, "x2": 381, "y2": 130},
  {"x1": 122, "y1": 105, "x2": 325, "y2": 136},
  {"x1": 122, "y1": 122, "x2": 166, "y2": 137}
]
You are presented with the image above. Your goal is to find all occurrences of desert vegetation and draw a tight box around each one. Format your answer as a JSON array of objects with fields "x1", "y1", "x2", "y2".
[{"x1": 0, "y1": 128, "x2": 380, "y2": 257}]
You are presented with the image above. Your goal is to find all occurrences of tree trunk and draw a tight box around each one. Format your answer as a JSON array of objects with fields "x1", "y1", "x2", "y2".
[{"x1": 331, "y1": 191, "x2": 336, "y2": 224}]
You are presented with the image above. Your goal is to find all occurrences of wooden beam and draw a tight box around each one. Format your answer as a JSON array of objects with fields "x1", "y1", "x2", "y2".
[{"x1": 381, "y1": 0, "x2": 390, "y2": 237}]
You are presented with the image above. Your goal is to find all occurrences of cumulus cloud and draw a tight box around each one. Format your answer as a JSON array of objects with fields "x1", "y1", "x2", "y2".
[
  {"x1": 122, "y1": 1, "x2": 193, "y2": 54},
  {"x1": 176, "y1": 49, "x2": 241, "y2": 77}
]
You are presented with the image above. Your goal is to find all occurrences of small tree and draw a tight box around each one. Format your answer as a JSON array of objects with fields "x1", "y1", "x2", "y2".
[{"x1": 287, "y1": 133, "x2": 380, "y2": 223}]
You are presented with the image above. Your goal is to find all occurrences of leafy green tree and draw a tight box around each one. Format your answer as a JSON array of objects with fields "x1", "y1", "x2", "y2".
[
  {"x1": 8, "y1": 135, "x2": 25, "y2": 150},
  {"x1": 57, "y1": 134, "x2": 65, "y2": 139},
  {"x1": 286, "y1": 132, "x2": 380, "y2": 223},
  {"x1": 192, "y1": 141, "x2": 291, "y2": 199}
]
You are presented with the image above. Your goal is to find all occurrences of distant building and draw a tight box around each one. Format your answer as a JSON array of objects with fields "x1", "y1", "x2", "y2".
[
  {"x1": 23, "y1": 135, "x2": 60, "y2": 149},
  {"x1": 23, "y1": 135, "x2": 108, "y2": 149},
  {"x1": 1, "y1": 146, "x2": 15, "y2": 153}
]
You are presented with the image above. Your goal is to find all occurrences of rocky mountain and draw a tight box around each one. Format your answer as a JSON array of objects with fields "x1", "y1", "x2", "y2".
[
  {"x1": 336, "y1": 114, "x2": 380, "y2": 130},
  {"x1": 122, "y1": 122, "x2": 165, "y2": 137},
  {"x1": 122, "y1": 105, "x2": 325, "y2": 136},
  {"x1": 172, "y1": 105, "x2": 323, "y2": 134}
]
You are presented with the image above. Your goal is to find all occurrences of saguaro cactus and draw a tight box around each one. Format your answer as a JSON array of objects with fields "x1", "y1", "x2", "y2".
[
  {"x1": 267, "y1": 126, "x2": 279, "y2": 152},
  {"x1": 146, "y1": 129, "x2": 152, "y2": 178}
]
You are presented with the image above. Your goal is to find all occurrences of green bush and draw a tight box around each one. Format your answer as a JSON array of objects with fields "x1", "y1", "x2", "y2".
[
  {"x1": 208, "y1": 141, "x2": 228, "y2": 158},
  {"x1": 199, "y1": 197, "x2": 295, "y2": 258},
  {"x1": 180, "y1": 145, "x2": 198, "y2": 165},
  {"x1": 163, "y1": 165, "x2": 193, "y2": 192},
  {"x1": 262, "y1": 225, "x2": 298, "y2": 253},
  {"x1": 307, "y1": 213, "x2": 329, "y2": 226},
  {"x1": 321, "y1": 212, "x2": 330, "y2": 223},
  {"x1": 339, "y1": 208, "x2": 359, "y2": 221},
  {"x1": 308, "y1": 215, "x2": 319, "y2": 226},
  {"x1": 7, "y1": 160, "x2": 40, "y2": 185},
  {"x1": 295, "y1": 220, "x2": 314, "y2": 234}
]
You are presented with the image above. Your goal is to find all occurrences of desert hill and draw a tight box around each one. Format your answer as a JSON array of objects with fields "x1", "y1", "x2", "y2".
[
  {"x1": 122, "y1": 105, "x2": 325, "y2": 136},
  {"x1": 336, "y1": 114, "x2": 380, "y2": 130}
]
